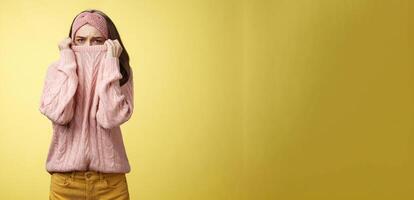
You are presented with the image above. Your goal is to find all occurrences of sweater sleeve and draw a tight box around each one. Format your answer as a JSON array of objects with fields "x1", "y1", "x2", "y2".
[
  {"x1": 39, "y1": 48, "x2": 78, "y2": 125},
  {"x1": 96, "y1": 56, "x2": 134, "y2": 129}
]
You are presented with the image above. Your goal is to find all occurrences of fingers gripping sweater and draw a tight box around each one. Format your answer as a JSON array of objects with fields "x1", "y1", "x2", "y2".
[{"x1": 39, "y1": 44, "x2": 133, "y2": 174}]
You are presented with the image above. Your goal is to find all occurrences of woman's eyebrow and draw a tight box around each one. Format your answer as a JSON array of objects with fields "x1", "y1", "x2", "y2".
[{"x1": 75, "y1": 36, "x2": 104, "y2": 39}]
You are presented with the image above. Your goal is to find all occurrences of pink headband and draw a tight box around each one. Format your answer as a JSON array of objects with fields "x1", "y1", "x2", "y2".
[{"x1": 71, "y1": 12, "x2": 108, "y2": 40}]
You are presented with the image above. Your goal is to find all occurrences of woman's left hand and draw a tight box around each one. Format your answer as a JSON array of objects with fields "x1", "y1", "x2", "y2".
[{"x1": 105, "y1": 39, "x2": 123, "y2": 58}]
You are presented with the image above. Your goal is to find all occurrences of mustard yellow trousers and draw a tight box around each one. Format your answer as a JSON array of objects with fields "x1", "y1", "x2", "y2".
[{"x1": 49, "y1": 170, "x2": 130, "y2": 200}]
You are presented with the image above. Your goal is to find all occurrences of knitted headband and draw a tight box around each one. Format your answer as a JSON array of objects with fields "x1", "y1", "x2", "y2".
[{"x1": 71, "y1": 12, "x2": 108, "y2": 40}]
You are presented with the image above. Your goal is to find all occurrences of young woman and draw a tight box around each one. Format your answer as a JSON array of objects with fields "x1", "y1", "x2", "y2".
[{"x1": 39, "y1": 9, "x2": 134, "y2": 199}]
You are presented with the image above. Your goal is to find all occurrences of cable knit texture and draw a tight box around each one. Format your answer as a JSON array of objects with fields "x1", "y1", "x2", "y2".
[{"x1": 39, "y1": 44, "x2": 133, "y2": 175}]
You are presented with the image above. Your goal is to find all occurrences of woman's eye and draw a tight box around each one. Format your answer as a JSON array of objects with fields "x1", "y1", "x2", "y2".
[{"x1": 77, "y1": 39, "x2": 84, "y2": 42}]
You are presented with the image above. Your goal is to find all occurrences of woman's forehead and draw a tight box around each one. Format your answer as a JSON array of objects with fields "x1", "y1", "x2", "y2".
[{"x1": 75, "y1": 24, "x2": 104, "y2": 38}]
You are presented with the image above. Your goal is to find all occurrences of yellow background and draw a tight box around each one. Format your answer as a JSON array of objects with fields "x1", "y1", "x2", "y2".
[{"x1": 0, "y1": 0, "x2": 413, "y2": 199}]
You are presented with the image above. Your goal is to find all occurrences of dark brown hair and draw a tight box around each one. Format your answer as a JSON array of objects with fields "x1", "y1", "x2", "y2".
[{"x1": 68, "y1": 9, "x2": 131, "y2": 86}]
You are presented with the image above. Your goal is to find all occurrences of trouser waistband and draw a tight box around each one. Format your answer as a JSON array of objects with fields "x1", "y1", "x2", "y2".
[{"x1": 53, "y1": 170, "x2": 124, "y2": 181}]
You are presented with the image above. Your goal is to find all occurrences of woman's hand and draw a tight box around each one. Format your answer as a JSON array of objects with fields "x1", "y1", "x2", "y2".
[
  {"x1": 105, "y1": 39, "x2": 123, "y2": 58},
  {"x1": 58, "y1": 37, "x2": 73, "y2": 51}
]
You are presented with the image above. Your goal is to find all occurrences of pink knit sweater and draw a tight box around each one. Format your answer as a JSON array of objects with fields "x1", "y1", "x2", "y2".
[{"x1": 39, "y1": 44, "x2": 134, "y2": 175}]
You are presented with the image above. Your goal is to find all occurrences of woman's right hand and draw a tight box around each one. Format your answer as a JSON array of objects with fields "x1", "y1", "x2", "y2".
[{"x1": 58, "y1": 37, "x2": 73, "y2": 51}]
